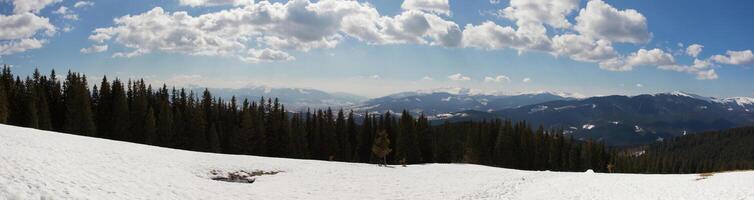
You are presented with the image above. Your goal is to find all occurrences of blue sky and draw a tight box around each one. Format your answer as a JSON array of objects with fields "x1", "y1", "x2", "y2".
[{"x1": 1, "y1": 0, "x2": 753, "y2": 98}]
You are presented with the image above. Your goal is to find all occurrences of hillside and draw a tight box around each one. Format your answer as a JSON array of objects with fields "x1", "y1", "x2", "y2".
[
  {"x1": 446, "y1": 92, "x2": 754, "y2": 146},
  {"x1": 2, "y1": 124, "x2": 754, "y2": 199},
  {"x1": 613, "y1": 126, "x2": 754, "y2": 173}
]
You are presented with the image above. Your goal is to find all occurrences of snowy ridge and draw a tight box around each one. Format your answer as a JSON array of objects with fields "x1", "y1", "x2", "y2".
[
  {"x1": 3, "y1": 124, "x2": 754, "y2": 199},
  {"x1": 654, "y1": 91, "x2": 754, "y2": 108}
]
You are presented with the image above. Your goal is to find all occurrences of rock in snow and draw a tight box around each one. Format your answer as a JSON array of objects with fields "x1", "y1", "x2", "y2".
[{"x1": 2, "y1": 124, "x2": 754, "y2": 199}]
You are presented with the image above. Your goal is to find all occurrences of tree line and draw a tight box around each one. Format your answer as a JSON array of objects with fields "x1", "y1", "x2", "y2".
[
  {"x1": 5, "y1": 66, "x2": 750, "y2": 173},
  {"x1": 611, "y1": 126, "x2": 754, "y2": 174}
]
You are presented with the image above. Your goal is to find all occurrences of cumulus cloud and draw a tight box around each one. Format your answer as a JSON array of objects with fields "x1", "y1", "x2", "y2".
[
  {"x1": 0, "y1": 13, "x2": 56, "y2": 40},
  {"x1": 657, "y1": 59, "x2": 718, "y2": 80},
  {"x1": 710, "y1": 50, "x2": 754, "y2": 65},
  {"x1": 73, "y1": 1, "x2": 94, "y2": 8},
  {"x1": 422, "y1": 75, "x2": 433, "y2": 81},
  {"x1": 686, "y1": 44, "x2": 703, "y2": 57},
  {"x1": 574, "y1": 0, "x2": 651, "y2": 44},
  {"x1": 178, "y1": 0, "x2": 252, "y2": 7},
  {"x1": 9, "y1": 0, "x2": 61, "y2": 14},
  {"x1": 401, "y1": 0, "x2": 450, "y2": 16},
  {"x1": 240, "y1": 48, "x2": 294, "y2": 63},
  {"x1": 448, "y1": 73, "x2": 470, "y2": 81},
  {"x1": 461, "y1": 21, "x2": 550, "y2": 52},
  {"x1": 599, "y1": 48, "x2": 674, "y2": 71},
  {"x1": 484, "y1": 75, "x2": 511, "y2": 83},
  {"x1": 53, "y1": 6, "x2": 78, "y2": 20},
  {"x1": 522, "y1": 77, "x2": 531, "y2": 83},
  {"x1": 0, "y1": 38, "x2": 46, "y2": 56},
  {"x1": 551, "y1": 34, "x2": 617, "y2": 62},
  {"x1": 635, "y1": 83, "x2": 643, "y2": 87},
  {"x1": 80, "y1": 44, "x2": 108, "y2": 54},
  {"x1": 87, "y1": 0, "x2": 462, "y2": 63},
  {"x1": 500, "y1": 0, "x2": 579, "y2": 29},
  {"x1": 0, "y1": 1, "x2": 57, "y2": 56}
]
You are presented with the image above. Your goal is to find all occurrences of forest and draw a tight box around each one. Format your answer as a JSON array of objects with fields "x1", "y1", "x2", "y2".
[{"x1": 0, "y1": 66, "x2": 752, "y2": 174}]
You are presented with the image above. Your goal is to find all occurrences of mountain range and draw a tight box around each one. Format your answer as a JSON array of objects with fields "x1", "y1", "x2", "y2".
[
  {"x1": 205, "y1": 86, "x2": 754, "y2": 146},
  {"x1": 191, "y1": 86, "x2": 368, "y2": 110}
]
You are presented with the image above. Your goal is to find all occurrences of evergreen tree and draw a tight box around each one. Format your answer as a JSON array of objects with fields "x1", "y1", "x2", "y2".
[
  {"x1": 62, "y1": 72, "x2": 95, "y2": 135},
  {"x1": 396, "y1": 110, "x2": 421, "y2": 164},
  {"x1": 110, "y1": 79, "x2": 130, "y2": 140},
  {"x1": 144, "y1": 107, "x2": 157, "y2": 145},
  {"x1": 372, "y1": 130, "x2": 392, "y2": 166},
  {"x1": 0, "y1": 81, "x2": 7, "y2": 123}
]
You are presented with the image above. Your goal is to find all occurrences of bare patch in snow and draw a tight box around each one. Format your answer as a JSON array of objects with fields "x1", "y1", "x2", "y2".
[{"x1": 208, "y1": 170, "x2": 281, "y2": 184}]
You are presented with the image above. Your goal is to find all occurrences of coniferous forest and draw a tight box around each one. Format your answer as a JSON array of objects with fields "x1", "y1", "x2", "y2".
[{"x1": 1, "y1": 66, "x2": 752, "y2": 174}]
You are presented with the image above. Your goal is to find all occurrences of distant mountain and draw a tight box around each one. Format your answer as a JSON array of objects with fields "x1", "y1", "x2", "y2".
[
  {"x1": 444, "y1": 91, "x2": 754, "y2": 146},
  {"x1": 193, "y1": 86, "x2": 368, "y2": 110},
  {"x1": 350, "y1": 88, "x2": 577, "y2": 116}
]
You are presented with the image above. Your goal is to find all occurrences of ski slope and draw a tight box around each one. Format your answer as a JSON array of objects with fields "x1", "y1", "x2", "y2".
[{"x1": 1, "y1": 124, "x2": 754, "y2": 200}]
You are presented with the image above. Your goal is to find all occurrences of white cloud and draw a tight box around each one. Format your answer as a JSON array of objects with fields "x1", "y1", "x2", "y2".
[
  {"x1": 599, "y1": 48, "x2": 674, "y2": 71},
  {"x1": 686, "y1": 44, "x2": 703, "y2": 57},
  {"x1": 88, "y1": 0, "x2": 462, "y2": 62},
  {"x1": 240, "y1": 48, "x2": 294, "y2": 63},
  {"x1": 401, "y1": 0, "x2": 450, "y2": 16},
  {"x1": 90, "y1": 7, "x2": 245, "y2": 58},
  {"x1": 80, "y1": 44, "x2": 108, "y2": 54},
  {"x1": 448, "y1": 73, "x2": 470, "y2": 81},
  {"x1": 574, "y1": 0, "x2": 650, "y2": 44},
  {"x1": 61, "y1": 25, "x2": 73, "y2": 32},
  {"x1": 0, "y1": 7, "x2": 56, "y2": 56},
  {"x1": 657, "y1": 59, "x2": 718, "y2": 80},
  {"x1": 178, "y1": 0, "x2": 252, "y2": 7},
  {"x1": 461, "y1": 21, "x2": 551, "y2": 52},
  {"x1": 0, "y1": 38, "x2": 46, "y2": 56},
  {"x1": 551, "y1": 34, "x2": 617, "y2": 62},
  {"x1": 500, "y1": 0, "x2": 579, "y2": 29},
  {"x1": 484, "y1": 75, "x2": 511, "y2": 83},
  {"x1": 369, "y1": 74, "x2": 381, "y2": 79},
  {"x1": 9, "y1": 0, "x2": 61, "y2": 14},
  {"x1": 422, "y1": 75, "x2": 433, "y2": 81},
  {"x1": 522, "y1": 77, "x2": 531, "y2": 83},
  {"x1": 694, "y1": 69, "x2": 718, "y2": 80},
  {"x1": 710, "y1": 50, "x2": 754, "y2": 65},
  {"x1": 73, "y1": 1, "x2": 94, "y2": 8},
  {"x1": 53, "y1": 6, "x2": 78, "y2": 20},
  {"x1": 489, "y1": 0, "x2": 501, "y2": 4},
  {"x1": 0, "y1": 13, "x2": 56, "y2": 40},
  {"x1": 635, "y1": 83, "x2": 643, "y2": 87}
]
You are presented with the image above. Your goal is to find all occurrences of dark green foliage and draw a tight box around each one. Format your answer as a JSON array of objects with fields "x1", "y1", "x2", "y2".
[
  {"x1": 372, "y1": 130, "x2": 392, "y2": 166},
  {"x1": 612, "y1": 126, "x2": 754, "y2": 174}
]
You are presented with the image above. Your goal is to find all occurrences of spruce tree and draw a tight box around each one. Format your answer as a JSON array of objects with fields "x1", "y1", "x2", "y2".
[
  {"x1": 144, "y1": 106, "x2": 157, "y2": 145},
  {"x1": 372, "y1": 130, "x2": 392, "y2": 166},
  {"x1": 110, "y1": 79, "x2": 130, "y2": 140},
  {"x1": 0, "y1": 82, "x2": 7, "y2": 123}
]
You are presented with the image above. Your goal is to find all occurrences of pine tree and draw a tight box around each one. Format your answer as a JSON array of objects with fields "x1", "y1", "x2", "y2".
[
  {"x1": 63, "y1": 72, "x2": 95, "y2": 135},
  {"x1": 144, "y1": 107, "x2": 157, "y2": 145},
  {"x1": 110, "y1": 79, "x2": 130, "y2": 140},
  {"x1": 396, "y1": 110, "x2": 421, "y2": 164},
  {"x1": 355, "y1": 112, "x2": 373, "y2": 162},
  {"x1": 372, "y1": 130, "x2": 392, "y2": 166},
  {"x1": 0, "y1": 81, "x2": 7, "y2": 123},
  {"x1": 155, "y1": 86, "x2": 174, "y2": 147}
]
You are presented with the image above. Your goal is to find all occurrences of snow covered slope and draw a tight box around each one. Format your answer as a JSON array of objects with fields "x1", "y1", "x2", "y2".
[{"x1": 2, "y1": 124, "x2": 754, "y2": 200}]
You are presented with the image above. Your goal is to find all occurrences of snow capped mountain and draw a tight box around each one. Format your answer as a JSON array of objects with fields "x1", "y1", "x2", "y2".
[
  {"x1": 351, "y1": 88, "x2": 577, "y2": 115},
  {"x1": 192, "y1": 86, "x2": 368, "y2": 110},
  {"x1": 656, "y1": 91, "x2": 754, "y2": 111},
  {"x1": 440, "y1": 92, "x2": 754, "y2": 146}
]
